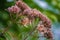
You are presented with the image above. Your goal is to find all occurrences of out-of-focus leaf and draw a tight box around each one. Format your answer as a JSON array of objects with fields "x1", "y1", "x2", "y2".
[{"x1": 43, "y1": 11, "x2": 58, "y2": 22}]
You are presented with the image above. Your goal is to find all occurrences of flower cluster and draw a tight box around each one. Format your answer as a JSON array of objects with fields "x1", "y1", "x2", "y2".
[
  {"x1": 7, "y1": 5, "x2": 21, "y2": 13},
  {"x1": 37, "y1": 21, "x2": 53, "y2": 40},
  {"x1": 7, "y1": 0, "x2": 53, "y2": 40},
  {"x1": 21, "y1": 17, "x2": 31, "y2": 26}
]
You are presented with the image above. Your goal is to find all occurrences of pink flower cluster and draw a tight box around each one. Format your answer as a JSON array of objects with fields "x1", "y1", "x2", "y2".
[
  {"x1": 7, "y1": 5, "x2": 21, "y2": 13},
  {"x1": 7, "y1": 0, "x2": 53, "y2": 40}
]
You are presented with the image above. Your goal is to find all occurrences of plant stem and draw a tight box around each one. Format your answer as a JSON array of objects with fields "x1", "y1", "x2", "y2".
[{"x1": 24, "y1": 26, "x2": 37, "y2": 40}]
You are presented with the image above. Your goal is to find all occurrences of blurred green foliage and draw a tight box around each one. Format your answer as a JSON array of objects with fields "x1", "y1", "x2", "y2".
[{"x1": 0, "y1": 0, "x2": 60, "y2": 40}]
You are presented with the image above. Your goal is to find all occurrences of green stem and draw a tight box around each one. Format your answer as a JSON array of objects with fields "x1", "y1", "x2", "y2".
[{"x1": 24, "y1": 26, "x2": 37, "y2": 40}]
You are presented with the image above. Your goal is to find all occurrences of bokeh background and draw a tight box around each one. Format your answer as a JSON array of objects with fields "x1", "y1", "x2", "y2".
[{"x1": 0, "y1": 0, "x2": 60, "y2": 40}]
